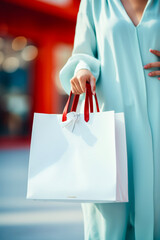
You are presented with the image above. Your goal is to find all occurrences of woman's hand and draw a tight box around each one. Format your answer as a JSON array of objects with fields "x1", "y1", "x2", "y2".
[
  {"x1": 144, "y1": 49, "x2": 160, "y2": 80},
  {"x1": 70, "y1": 69, "x2": 96, "y2": 95}
]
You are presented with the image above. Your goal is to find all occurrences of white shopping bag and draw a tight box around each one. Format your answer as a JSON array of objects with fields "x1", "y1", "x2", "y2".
[{"x1": 26, "y1": 82, "x2": 128, "y2": 203}]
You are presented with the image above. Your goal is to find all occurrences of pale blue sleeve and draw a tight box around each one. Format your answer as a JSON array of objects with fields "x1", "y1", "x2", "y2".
[{"x1": 59, "y1": 0, "x2": 101, "y2": 99}]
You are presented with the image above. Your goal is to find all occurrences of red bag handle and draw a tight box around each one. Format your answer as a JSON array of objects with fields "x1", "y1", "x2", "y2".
[
  {"x1": 84, "y1": 82, "x2": 100, "y2": 121},
  {"x1": 62, "y1": 82, "x2": 100, "y2": 122},
  {"x1": 71, "y1": 82, "x2": 100, "y2": 116},
  {"x1": 62, "y1": 92, "x2": 79, "y2": 122}
]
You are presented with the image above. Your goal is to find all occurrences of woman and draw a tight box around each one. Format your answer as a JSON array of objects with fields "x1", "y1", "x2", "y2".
[{"x1": 59, "y1": 0, "x2": 160, "y2": 239}]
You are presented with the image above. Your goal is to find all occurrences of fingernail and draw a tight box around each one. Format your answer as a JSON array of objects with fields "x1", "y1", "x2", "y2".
[
  {"x1": 144, "y1": 65, "x2": 147, "y2": 69},
  {"x1": 148, "y1": 72, "x2": 152, "y2": 76},
  {"x1": 158, "y1": 77, "x2": 160, "y2": 80},
  {"x1": 149, "y1": 48, "x2": 153, "y2": 52}
]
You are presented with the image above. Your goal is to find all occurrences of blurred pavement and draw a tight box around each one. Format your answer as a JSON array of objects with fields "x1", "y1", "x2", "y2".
[{"x1": 0, "y1": 148, "x2": 84, "y2": 240}]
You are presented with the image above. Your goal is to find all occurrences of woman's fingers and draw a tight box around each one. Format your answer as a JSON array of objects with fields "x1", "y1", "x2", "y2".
[
  {"x1": 77, "y1": 71, "x2": 96, "y2": 95},
  {"x1": 74, "y1": 77, "x2": 84, "y2": 94},
  {"x1": 144, "y1": 61, "x2": 160, "y2": 69},
  {"x1": 78, "y1": 76, "x2": 87, "y2": 93},
  {"x1": 149, "y1": 49, "x2": 160, "y2": 57},
  {"x1": 148, "y1": 70, "x2": 160, "y2": 77},
  {"x1": 70, "y1": 69, "x2": 96, "y2": 95},
  {"x1": 70, "y1": 78, "x2": 82, "y2": 94},
  {"x1": 144, "y1": 49, "x2": 160, "y2": 79}
]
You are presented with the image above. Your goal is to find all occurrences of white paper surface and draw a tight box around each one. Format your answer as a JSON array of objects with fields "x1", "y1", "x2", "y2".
[{"x1": 27, "y1": 110, "x2": 128, "y2": 203}]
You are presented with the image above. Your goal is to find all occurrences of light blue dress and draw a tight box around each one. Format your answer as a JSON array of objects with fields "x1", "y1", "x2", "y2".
[{"x1": 59, "y1": 0, "x2": 160, "y2": 239}]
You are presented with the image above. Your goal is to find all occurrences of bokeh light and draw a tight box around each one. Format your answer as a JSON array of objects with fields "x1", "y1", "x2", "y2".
[
  {"x1": 21, "y1": 45, "x2": 38, "y2": 61},
  {"x1": 2, "y1": 56, "x2": 20, "y2": 72},
  {"x1": 12, "y1": 36, "x2": 27, "y2": 51}
]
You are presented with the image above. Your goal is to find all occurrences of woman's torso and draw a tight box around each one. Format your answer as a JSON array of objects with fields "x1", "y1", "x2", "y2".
[{"x1": 90, "y1": 0, "x2": 160, "y2": 113}]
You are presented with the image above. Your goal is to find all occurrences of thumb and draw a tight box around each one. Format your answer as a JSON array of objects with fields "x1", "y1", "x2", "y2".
[{"x1": 90, "y1": 75, "x2": 96, "y2": 95}]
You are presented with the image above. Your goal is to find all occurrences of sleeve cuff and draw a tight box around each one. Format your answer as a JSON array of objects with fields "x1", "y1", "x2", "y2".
[{"x1": 74, "y1": 60, "x2": 91, "y2": 76}]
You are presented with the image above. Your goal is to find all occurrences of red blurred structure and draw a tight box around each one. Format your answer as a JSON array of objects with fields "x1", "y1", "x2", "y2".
[{"x1": 0, "y1": 0, "x2": 80, "y2": 148}]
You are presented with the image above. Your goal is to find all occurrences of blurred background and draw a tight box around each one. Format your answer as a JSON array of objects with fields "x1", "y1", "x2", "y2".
[{"x1": 0, "y1": 0, "x2": 84, "y2": 239}]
